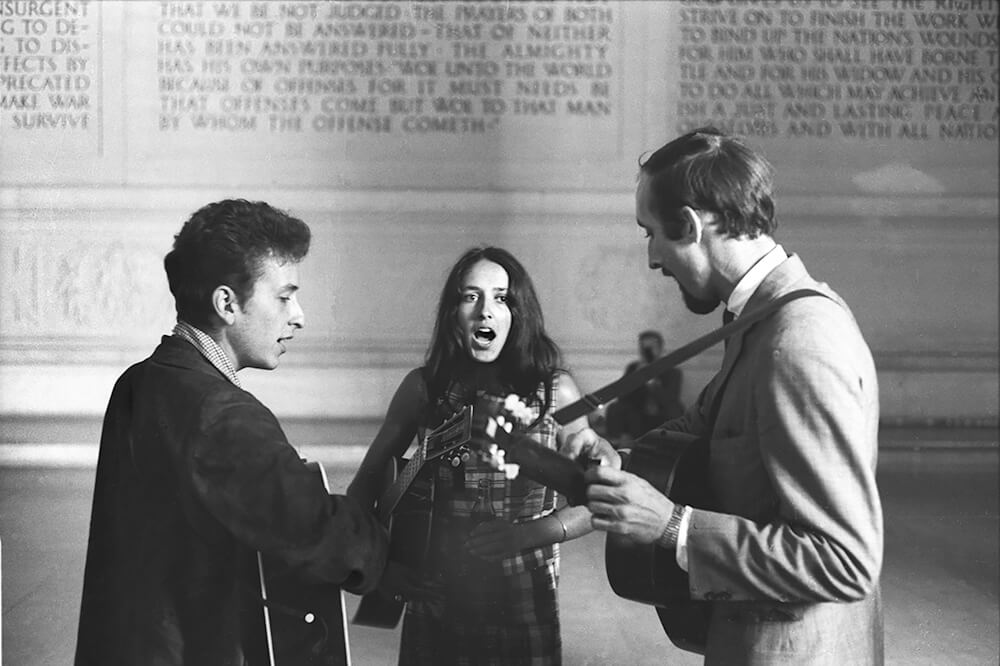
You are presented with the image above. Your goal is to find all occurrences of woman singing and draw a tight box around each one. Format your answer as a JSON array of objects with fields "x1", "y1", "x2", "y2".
[{"x1": 348, "y1": 246, "x2": 594, "y2": 665}]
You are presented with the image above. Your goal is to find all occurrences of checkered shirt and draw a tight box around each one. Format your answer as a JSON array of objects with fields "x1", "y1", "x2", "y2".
[{"x1": 171, "y1": 321, "x2": 241, "y2": 387}]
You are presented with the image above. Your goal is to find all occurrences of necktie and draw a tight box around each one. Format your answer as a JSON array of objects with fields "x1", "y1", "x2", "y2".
[{"x1": 723, "y1": 309, "x2": 735, "y2": 348}]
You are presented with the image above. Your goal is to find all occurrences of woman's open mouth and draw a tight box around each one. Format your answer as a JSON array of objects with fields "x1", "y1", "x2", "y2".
[{"x1": 472, "y1": 327, "x2": 496, "y2": 348}]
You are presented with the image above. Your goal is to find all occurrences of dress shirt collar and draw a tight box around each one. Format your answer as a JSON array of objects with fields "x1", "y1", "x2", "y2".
[
  {"x1": 725, "y1": 244, "x2": 786, "y2": 319},
  {"x1": 171, "y1": 321, "x2": 241, "y2": 387}
]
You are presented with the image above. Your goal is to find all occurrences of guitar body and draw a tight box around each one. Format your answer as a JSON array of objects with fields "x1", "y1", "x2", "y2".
[
  {"x1": 353, "y1": 405, "x2": 474, "y2": 629},
  {"x1": 251, "y1": 575, "x2": 350, "y2": 666},
  {"x1": 352, "y1": 457, "x2": 436, "y2": 628},
  {"x1": 251, "y1": 461, "x2": 352, "y2": 666},
  {"x1": 604, "y1": 433, "x2": 714, "y2": 654}
]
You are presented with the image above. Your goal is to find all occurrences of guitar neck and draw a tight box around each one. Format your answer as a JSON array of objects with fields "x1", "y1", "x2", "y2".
[
  {"x1": 376, "y1": 405, "x2": 473, "y2": 521},
  {"x1": 490, "y1": 425, "x2": 590, "y2": 507},
  {"x1": 377, "y1": 441, "x2": 427, "y2": 521}
]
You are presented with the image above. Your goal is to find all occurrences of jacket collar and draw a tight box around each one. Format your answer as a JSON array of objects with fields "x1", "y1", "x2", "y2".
[
  {"x1": 708, "y1": 254, "x2": 815, "y2": 418},
  {"x1": 742, "y1": 253, "x2": 817, "y2": 311},
  {"x1": 726, "y1": 244, "x2": 786, "y2": 319},
  {"x1": 149, "y1": 335, "x2": 234, "y2": 384}
]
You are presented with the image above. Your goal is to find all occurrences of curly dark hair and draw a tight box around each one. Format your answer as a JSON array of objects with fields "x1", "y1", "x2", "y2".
[
  {"x1": 639, "y1": 127, "x2": 777, "y2": 240},
  {"x1": 164, "y1": 199, "x2": 310, "y2": 328}
]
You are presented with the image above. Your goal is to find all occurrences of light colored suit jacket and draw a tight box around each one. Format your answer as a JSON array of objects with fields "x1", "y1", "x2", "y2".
[{"x1": 666, "y1": 254, "x2": 883, "y2": 665}]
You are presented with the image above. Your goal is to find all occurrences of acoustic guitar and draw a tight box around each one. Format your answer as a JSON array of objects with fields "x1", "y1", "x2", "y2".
[
  {"x1": 605, "y1": 433, "x2": 714, "y2": 654},
  {"x1": 476, "y1": 397, "x2": 714, "y2": 653},
  {"x1": 251, "y1": 460, "x2": 352, "y2": 666},
  {"x1": 352, "y1": 406, "x2": 474, "y2": 628}
]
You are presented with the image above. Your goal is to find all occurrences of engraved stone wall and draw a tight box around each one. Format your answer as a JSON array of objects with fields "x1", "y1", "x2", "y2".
[{"x1": 2, "y1": 1, "x2": 995, "y2": 190}]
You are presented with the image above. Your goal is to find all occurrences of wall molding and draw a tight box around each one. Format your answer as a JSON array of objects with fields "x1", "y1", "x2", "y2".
[
  {"x1": 0, "y1": 340, "x2": 996, "y2": 371},
  {"x1": 1, "y1": 424, "x2": 995, "y2": 469},
  {"x1": 1, "y1": 352, "x2": 996, "y2": 421},
  {"x1": 2, "y1": 188, "x2": 996, "y2": 424},
  {"x1": 1, "y1": 187, "x2": 997, "y2": 219}
]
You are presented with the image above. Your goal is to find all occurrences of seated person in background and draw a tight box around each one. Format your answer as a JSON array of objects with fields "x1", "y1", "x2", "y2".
[
  {"x1": 75, "y1": 199, "x2": 388, "y2": 666},
  {"x1": 605, "y1": 329, "x2": 685, "y2": 443},
  {"x1": 348, "y1": 246, "x2": 593, "y2": 665}
]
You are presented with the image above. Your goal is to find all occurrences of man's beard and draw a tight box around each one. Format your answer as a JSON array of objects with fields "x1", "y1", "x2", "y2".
[{"x1": 679, "y1": 284, "x2": 721, "y2": 315}]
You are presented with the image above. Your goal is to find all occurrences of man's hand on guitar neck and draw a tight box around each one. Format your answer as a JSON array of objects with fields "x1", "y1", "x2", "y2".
[
  {"x1": 562, "y1": 428, "x2": 684, "y2": 548},
  {"x1": 561, "y1": 427, "x2": 622, "y2": 471},
  {"x1": 583, "y1": 465, "x2": 677, "y2": 546}
]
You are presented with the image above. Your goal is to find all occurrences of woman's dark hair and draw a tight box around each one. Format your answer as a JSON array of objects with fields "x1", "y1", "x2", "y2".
[
  {"x1": 639, "y1": 126, "x2": 777, "y2": 240},
  {"x1": 164, "y1": 199, "x2": 310, "y2": 329},
  {"x1": 424, "y1": 247, "x2": 562, "y2": 420}
]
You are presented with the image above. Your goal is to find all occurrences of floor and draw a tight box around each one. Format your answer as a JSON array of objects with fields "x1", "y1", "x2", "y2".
[{"x1": 1, "y1": 437, "x2": 997, "y2": 665}]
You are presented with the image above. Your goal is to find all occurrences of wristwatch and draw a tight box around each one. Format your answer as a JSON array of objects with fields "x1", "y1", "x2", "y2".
[{"x1": 657, "y1": 503, "x2": 687, "y2": 550}]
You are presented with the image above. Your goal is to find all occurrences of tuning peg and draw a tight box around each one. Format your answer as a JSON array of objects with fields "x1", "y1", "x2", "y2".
[
  {"x1": 502, "y1": 393, "x2": 533, "y2": 425},
  {"x1": 494, "y1": 415, "x2": 514, "y2": 434},
  {"x1": 502, "y1": 463, "x2": 521, "y2": 480},
  {"x1": 479, "y1": 444, "x2": 499, "y2": 471},
  {"x1": 488, "y1": 448, "x2": 520, "y2": 479}
]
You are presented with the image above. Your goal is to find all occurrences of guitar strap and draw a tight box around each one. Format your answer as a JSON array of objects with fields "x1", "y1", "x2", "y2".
[{"x1": 552, "y1": 288, "x2": 829, "y2": 425}]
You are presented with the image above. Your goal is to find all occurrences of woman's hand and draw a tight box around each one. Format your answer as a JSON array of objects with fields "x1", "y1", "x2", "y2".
[{"x1": 464, "y1": 521, "x2": 524, "y2": 561}]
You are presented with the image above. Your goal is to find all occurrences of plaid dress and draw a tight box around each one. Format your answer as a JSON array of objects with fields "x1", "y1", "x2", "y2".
[{"x1": 399, "y1": 375, "x2": 563, "y2": 666}]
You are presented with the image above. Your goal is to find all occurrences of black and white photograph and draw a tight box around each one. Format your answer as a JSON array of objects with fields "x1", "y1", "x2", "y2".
[{"x1": 1, "y1": 1, "x2": 997, "y2": 664}]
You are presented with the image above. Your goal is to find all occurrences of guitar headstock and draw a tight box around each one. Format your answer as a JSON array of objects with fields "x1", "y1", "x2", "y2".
[
  {"x1": 471, "y1": 393, "x2": 590, "y2": 506},
  {"x1": 424, "y1": 405, "x2": 473, "y2": 463},
  {"x1": 470, "y1": 394, "x2": 528, "y2": 479}
]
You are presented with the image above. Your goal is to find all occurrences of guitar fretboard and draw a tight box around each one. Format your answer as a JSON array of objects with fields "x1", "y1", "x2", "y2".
[
  {"x1": 377, "y1": 406, "x2": 472, "y2": 521},
  {"x1": 379, "y1": 439, "x2": 428, "y2": 521}
]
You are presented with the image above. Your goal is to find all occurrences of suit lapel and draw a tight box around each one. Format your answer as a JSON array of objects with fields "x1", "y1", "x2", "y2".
[
  {"x1": 716, "y1": 328, "x2": 745, "y2": 390},
  {"x1": 701, "y1": 254, "x2": 814, "y2": 427},
  {"x1": 701, "y1": 323, "x2": 745, "y2": 426}
]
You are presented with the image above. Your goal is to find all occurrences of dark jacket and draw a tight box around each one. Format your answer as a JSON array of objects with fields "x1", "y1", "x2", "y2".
[{"x1": 75, "y1": 336, "x2": 388, "y2": 665}]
